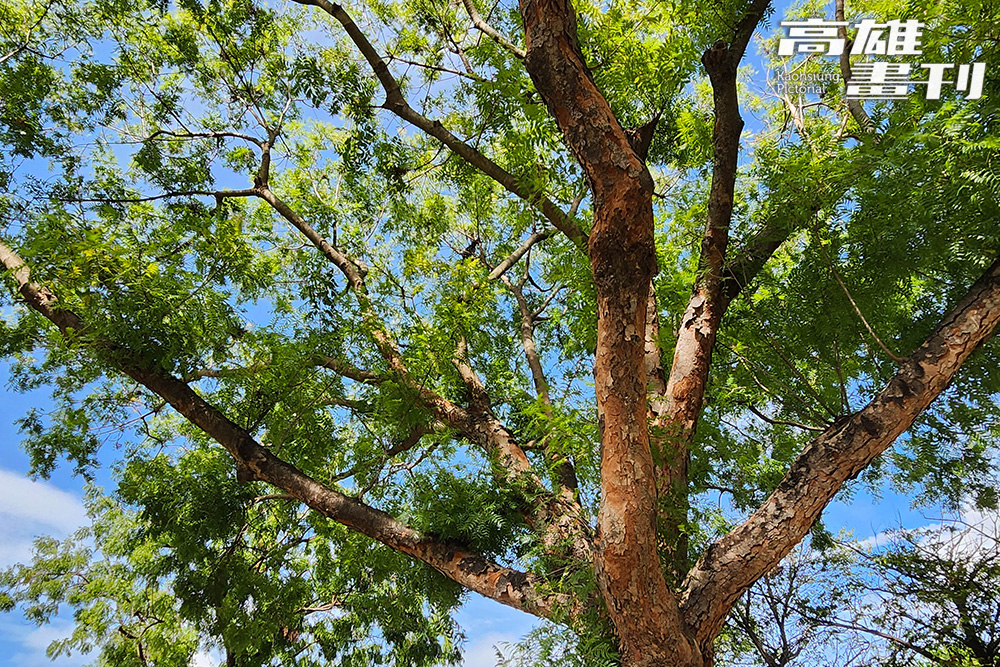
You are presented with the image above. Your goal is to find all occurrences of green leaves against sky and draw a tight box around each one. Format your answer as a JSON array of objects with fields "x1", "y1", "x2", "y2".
[{"x1": 1, "y1": 0, "x2": 999, "y2": 662}]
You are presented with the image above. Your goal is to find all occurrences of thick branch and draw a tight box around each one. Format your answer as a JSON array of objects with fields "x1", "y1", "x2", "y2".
[
  {"x1": 445, "y1": 337, "x2": 592, "y2": 560},
  {"x1": 292, "y1": 0, "x2": 586, "y2": 247},
  {"x1": 519, "y1": 0, "x2": 693, "y2": 662},
  {"x1": 650, "y1": 0, "x2": 771, "y2": 585},
  {"x1": 0, "y1": 241, "x2": 576, "y2": 621},
  {"x1": 258, "y1": 187, "x2": 364, "y2": 289},
  {"x1": 721, "y1": 222, "x2": 794, "y2": 306},
  {"x1": 315, "y1": 355, "x2": 383, "y2": 384},
  {"x1": 644, "y1": 288, "x2": 690, "y2": 584},
  {"x1": 0, "y1": 244, "x2": 84, "y2": 334},
  {"x1": 136, "y1": 370, "x2": 575, "y2": 619},
  {"x1": 681, "y1": 256, "x2": 1000, "y2": 645},
  {"x1": 729, "y1": 0, "x2": 771, "y2": 63}
]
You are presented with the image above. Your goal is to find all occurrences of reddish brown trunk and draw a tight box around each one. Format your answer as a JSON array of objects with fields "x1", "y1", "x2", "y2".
[
  {"x1": 516, "y1": 0, "x2": 703, "y2": 658},
  {"x1": 590, "y1": 180, "x2": 701, "y2": 666}
]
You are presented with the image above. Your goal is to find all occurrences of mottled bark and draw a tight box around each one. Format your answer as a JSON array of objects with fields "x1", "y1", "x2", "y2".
[
  {"x1": 645, "y1": 289, "x2": 691, "y2": 585},
  {"x1": 518, "y1": 0, "x2": 701, "y2": 662},
  {"x1": 681, "y1": 257, "x2": 1000, "y2": 646}
]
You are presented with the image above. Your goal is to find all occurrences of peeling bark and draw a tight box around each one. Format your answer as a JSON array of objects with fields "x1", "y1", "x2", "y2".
[
  {"x1": 518, "y1": 0, "x2": 701, "y2": 661},
  {"x1": 681, "y1": 257, "x2": 1000, "y2": 648}
]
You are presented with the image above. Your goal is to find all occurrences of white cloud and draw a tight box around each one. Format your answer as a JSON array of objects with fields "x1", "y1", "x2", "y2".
[
  {"x1": 20, "y1": 618, "x2": 80, "y2": 653},
  {"x1": 848, "y1": 505, "x2": 1000, "y2": 556},
  {"x1": 851, "y1": 529, "x2": 891, "y2": 553},
  {"x1": 0, "y1": 468, "x2": 88, "y2": 568},
  {"x1": 0, "y1": 469, "x2": 88, "y2": 536},
  {"x1": 190, "y1": 649, "x2": 225, "y2": 667},
  {"x1": 0, "y1": 616, "x2": 90, "y2": 667},
  {"x1": 0, "y1": 469, "x2": 91, "y2": 666},
  {"x1": 454, "y1": 597, "x2": 535, "y2": 667},
  {"x1": 462, "y1": 632, "x2": 518, "y2": 667},
  {"x1": 916, "y1": 506, "x2": 1000, "y2": 561}
]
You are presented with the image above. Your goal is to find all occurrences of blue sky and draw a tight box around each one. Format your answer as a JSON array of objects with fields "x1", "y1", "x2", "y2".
[
  {"x1": 0, "y1": 0, "x2": 972, "y2": 665},
  {"x1": 0, "y1": 365, "x2": 945, "y2": 667}
]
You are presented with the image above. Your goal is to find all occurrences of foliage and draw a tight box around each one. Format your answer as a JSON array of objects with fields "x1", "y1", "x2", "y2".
[
  {"x1": 1, "y1": 451, "x2": 463, "y2": 666},
  {"x1": 719, "y1": 515, "x2": 1000, "y2": 667},
  {"x1": 1, "y1": 0, "x2": 999, "y2": 662}
]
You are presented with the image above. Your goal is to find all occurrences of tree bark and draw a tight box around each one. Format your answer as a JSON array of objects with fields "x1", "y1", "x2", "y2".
[
  {"x1": 650, "y1": 2, "x2": 770, "y2": 583},
  {"x1": 681, "y1": 256, "x2": 1000, "y2": 648},
  {"x1": 517, "y1": 0, "x2": 702, "y2": 662}
]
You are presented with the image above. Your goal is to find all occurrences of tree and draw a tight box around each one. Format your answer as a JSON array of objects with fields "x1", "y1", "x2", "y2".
[
  {"x1": 718, "y1": 514, "x2": 1000, "y2": 667},
  {"x1": 1, "y1": 0, "x2": 999, "y2": 663},
  {"x1": 2, "y1": 463, "x2": 465, "y2": 667}
]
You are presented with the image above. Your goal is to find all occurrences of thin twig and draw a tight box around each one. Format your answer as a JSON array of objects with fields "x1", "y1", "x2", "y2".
[
  {"x1": 816, "y1": 236, "x2": 905, "y2": 364},
  {"x1": 459, "y1": 0, "x2": 526, "y2": 59}
]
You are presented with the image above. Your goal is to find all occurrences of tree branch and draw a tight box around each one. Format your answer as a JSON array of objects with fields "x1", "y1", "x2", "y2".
[
  {"x1": 501, "y1": 274, "x2": 580, "y2": 492},
  {"x1": 835, "y1": 0, "x2": 878, "y2": 136},
  {"x1": 721, "y1": 221, "x2": 795, "y2": 306},
  {"x1": 460, "y1": 0, "x2": 526, "y2": 59},
  {"x1": 744, "y1": 403, "x2": 826, "y2": 432},
  {"x1": 488, "y1": 228, "x2": 557, "y2": 281},
  {"x1": 0, "y1": 240, "x2": 577, "y2": 622},
  {"x1": 681, "y1": 255, "x2": 1000, "y2": 644},
  {"x1": 650, "y1": 0, "x2": 772, "y2": 586},
  {"x1": 291, "y1": 0, "x2": 586, "y2": 247},
  {"x1": 314, "y1": 355, "x2": 383, "y2": 384},
  {"x1": 60, "y1": 189, "x2": 258, "y2": 205},
  {"x1": 145, "y1": 128, "x2": 263, "y2": 146},
  {"x1": 816, "y1": 234, "x2": 905, "y2": 363},
  {"x1": 801, "y1": 614, "x2": 942, "y2": 663}
]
